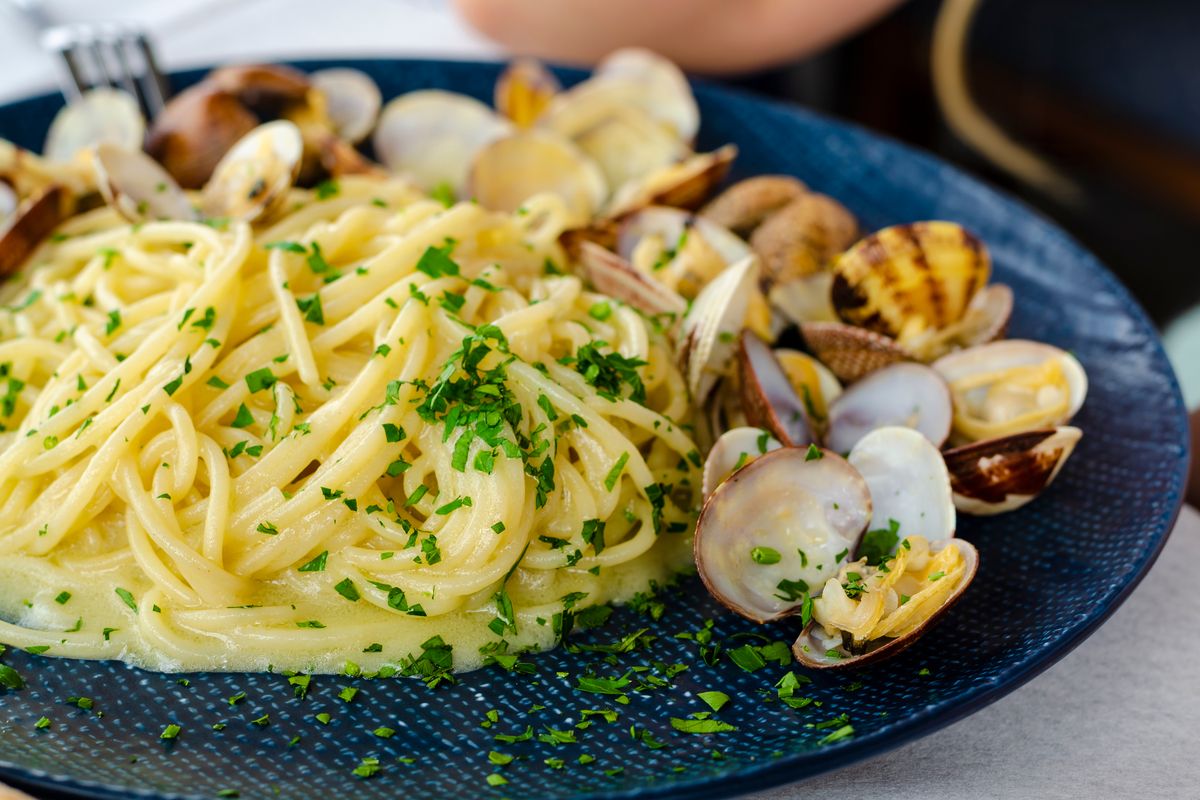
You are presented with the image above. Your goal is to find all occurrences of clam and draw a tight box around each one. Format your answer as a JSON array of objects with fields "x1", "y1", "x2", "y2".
[
  {"x1": 467, "y1": 130, "x2": 607, "y2": 222},
  {"x1": 208, "y1": 64, "x2": 311, "y2": 113},
  {"x1": 845, "y1": 426, "x2": 956, "y2": 543},
  {"x1": 0, "y1": 185, "x2": 72, "y2": 276},
  {"x1": 737, "y1": 330, "x2": 814, "y2": 447},
  {"x1": 800, "y1": 320, "x2": 913, "y2": 383},
  {"x1": 605, "y1": 145, "x2": 737, "y2": 218},
  {"x1": 750, "y1": 192, "x2": 859, "y2": 288},
  {"x1": 832, "y1": 221, "x2": 990, "y2": 342},
  {"x1": 373, "y1": 90, "x2": 513, "y2": 195},
  {"x1": 573, "y1": 106, "x2": 689, "y2": 194},
  {"x1": 932, "y1": 339, "x2": 1087, "y2": 445},
  {"x1": 694, "y1": 446, "x2": 873, "y2": 623},
  {"x1": 43, "y1": 88, "x2": 145, "y2": 164},
  {"x1": 93, "y1": 144, "x2": 197, "y2": 223},
  {"x1": 0, "y1": 181, "x2": 16, "y2": 221},
  {"x1": 676, "y1": 254, "x2": 758, "y2": 402},
  {"x1": 774, "y1": 349, "x2": 842, "y2": 431},
  {"x1": 768, "y1": 271, "x2": 839, "y2": 325},
  {"x1": 793, "y1": 426, "x2": 971, "y2": 668},
  {"x1": 594, "y1": 48, "x2": 700, "y2": 142},
  {"x1": 311, "y1": 68, "x2": 382, "y2": 143},
  {"x1": 201, "y1": 121, "x2": 303, "y2": 224},
  {"x1": 824, "y1": 363, "x2": 953, "y2": 454},
  {"x1": 576, "y1": 242, "x2": 687, "y2": 318},
  {"x1": 794, "y1": 536, "x2": 977, "y2": 668},
  {"x1": 617, "y1": 206, "x2": 751, "y2": 298},
  {"x1": 943, "y1": 426, "x2": 1081, "y2": 515},
  {"x1": 146, "y1": 85, "x2": 259, "y2": 188},
  {"x1": 701, "y1": 426, "x2": 782, "y2": 500},
  {"x1": 699, "y1": 175, "x2": 808, "y2": 237},
  {"x1": 495, "y1": 58, "x2": 561, "y2": 128}
]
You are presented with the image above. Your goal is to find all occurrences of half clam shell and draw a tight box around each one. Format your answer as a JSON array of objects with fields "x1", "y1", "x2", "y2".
[
  {"x1": 311, "y1": 68, "x2": 382, "y2": 143},
  {"x1": 943, "y1": 426, "x2": 1081, "y2": 515},
  {"x1": 495, "y1": 58, "x2": 561, "y2": 127},
  {"x1": 468, "y1": 130, "x2": 607, "y2": 222},
  {"x1": 695, "y1": 446, "x2": 873, "y2": 623},
  {"x1": 800, "y1": 321, "x2": 913, "y2": 383},
  {"x1": 933, "y1": 339, "x2": 1087, "y2": 444},
  {"x1": 201, "y1": 120, "x2": 303, "y2": 224},
  {"x1": 606, "y1": 145, "x2": 736, "y2": 218},
  {"x1": 793, "y1": 537, "x2": 978, "y2": 668},
  {"x1": 824, "y1": 363, "x2": 953, "y2": 453},
  {"x1": 0, "y1": 185, "x2": 73, "y2": 276},
  {"x1": 737, "y1": 330, "x2": 814, "y2": 447},
  {"x1": 699, "y1": 175, "x2": 808, "y2": 236},
  {"x1": 576, "y1": 242, "x2": 687, "y2": 318},
  {"x1": 701, "y1": 426, "x2": 782, "y2": 500},
  {"x1": 44, "y1": 87, "x2": 145, "y2": 164},
  {"x1": 846, "y1": 426, "x2": 956, "y2": 543},
  {"x1": 831, "y1": 221, "x2": 990, "y2": 342},
  {"x1": 373, "y1": 90, "x2": 513, "y2": 194},
  {"x1": 676, "y1": 254, "x2": 757, "y2": 402},
  {"x1": 93, "y1": 144, "x2": 197, "y2": 223}
]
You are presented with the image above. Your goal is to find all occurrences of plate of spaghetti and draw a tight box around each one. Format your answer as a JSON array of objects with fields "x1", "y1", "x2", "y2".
[{"x1": 0, "y1": 54, "x2": 1188, "y2": 800}]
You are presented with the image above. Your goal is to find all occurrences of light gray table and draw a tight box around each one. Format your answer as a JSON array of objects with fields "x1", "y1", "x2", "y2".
[{"x1": 0, "y1": 3, "x2": 1197, "y2": 797}]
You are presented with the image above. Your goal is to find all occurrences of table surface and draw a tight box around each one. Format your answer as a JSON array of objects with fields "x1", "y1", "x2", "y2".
[{"x1": 0, "y1": 2, "x2": 1197, "y2": 798}]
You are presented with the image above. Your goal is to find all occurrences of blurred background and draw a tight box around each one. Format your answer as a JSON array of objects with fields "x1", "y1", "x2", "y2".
[{"x1": 0, "y1": 0, "x2": 1198, "y2": 407}]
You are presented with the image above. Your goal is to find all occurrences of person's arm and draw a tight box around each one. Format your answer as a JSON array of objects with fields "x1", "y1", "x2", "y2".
[{"x1": 452, "y1": 0, "x2": 906, "y2": 75}]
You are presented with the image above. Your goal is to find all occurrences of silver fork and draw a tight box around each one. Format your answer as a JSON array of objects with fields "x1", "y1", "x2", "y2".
[{"x1": 9, "y1": 0, "x2": 169, "y2": 117}]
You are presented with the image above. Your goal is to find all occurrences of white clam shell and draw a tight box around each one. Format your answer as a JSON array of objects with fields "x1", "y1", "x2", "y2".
[
  {"x1": 201, "y1": 120, "x2": 303, "y2": 224},
  {"x1": 701, "y1": 426, "x2": 782, "y2": 500},
  {"x1": 933, "y1": 339, "x2": 1087, "y2": 422},
  {"x1": 311, "y1": 68, "x2": 382, "y2": 144},
  {"x1": 468, "y1": 130, "x2": 607, "y2": 222},
  {"x1": 847, "y1": 426, "x2": 956, "y2": 543},
  {"x1": 93, "y1": 144, "x2": 197, "y2": 223},
  {"x1": 677, "y1": 254, "x2": 758, "y2": 402},
  {"x1": 373, "y1": 90, "x2": 513, "y2": 194},
  {"x1": 44, "y1": 88, "x2": 144, "y2": 164},
  {"x1": 695, "y1": 446, "x2": 872, "y2": 623},
  {"x1": 824, "y1": 362, "x2": 953, "y2": 453}
]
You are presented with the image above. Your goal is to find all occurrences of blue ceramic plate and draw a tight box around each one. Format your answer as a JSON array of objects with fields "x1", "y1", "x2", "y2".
[{"x1": 0, "y1": 59, "x2": 1188, "y2": 800}]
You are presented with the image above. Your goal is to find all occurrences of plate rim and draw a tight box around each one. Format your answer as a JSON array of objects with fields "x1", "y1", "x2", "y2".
[{"x1": 0, "y1": 56, "x2": 1189, "y2": 800}]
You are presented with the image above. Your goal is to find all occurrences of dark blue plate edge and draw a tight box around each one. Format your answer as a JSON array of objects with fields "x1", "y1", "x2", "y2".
[{"x1": 0, "y1": 58, "x2": 1190, "y2": 800}]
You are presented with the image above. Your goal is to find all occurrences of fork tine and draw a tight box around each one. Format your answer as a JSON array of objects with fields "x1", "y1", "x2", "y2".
[
  {"x1": 132, "y1": 33, "x2": 168, "y2": 118},
  {"x1": 39, "y1": 27, "x2": 85, "y2": 102},
  {"x1": 85, "y1": 38, "x2": 117, "y2": 90}
]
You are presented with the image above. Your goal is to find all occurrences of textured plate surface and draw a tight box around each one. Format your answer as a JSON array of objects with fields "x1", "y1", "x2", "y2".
[{"x1": 0, "y1": 59, "x2": 1188, "y2": 800}]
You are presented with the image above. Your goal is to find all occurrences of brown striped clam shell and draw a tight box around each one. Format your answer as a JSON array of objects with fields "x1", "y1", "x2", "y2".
[
  {"x1": 799, "y1": 321, "x2": 914, "y2": 383},
  {"x1": 943, "y1": 426, "x2": 1081, "y2": 515},
  {"x1": 699, "y1": 175, "x2": 808, "y2": 237}
]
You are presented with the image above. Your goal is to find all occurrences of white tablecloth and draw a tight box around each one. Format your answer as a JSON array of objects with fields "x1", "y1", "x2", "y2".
[{"x1": 0, "y1": 3, "x2": 1197, "y2": 797}]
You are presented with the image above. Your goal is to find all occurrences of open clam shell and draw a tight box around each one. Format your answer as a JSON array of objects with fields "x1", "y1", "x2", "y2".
[
  {"x1": 617, "y1": 206, "x2": 751, "y2": 298},
  {"x1": 44, "y1": 87, "x2": 145, "y2": 164},
  {"x1": 573, "y1": 106, "x2": 688, "y2": 193},
  {"x1": 831, "y1": 221, "x2": 990, "y2": 342},
  {"x1": 606, "y1": 145, "x2": 737, "y2": 218},
  {"x1": 800, "y1": 321, "x2": 914, "y2": 383},
  {"x1": 793, "y1": 538, "x2": 978, "y2": 669},
  {"x1": 0, "y1": 185, "x2": 72, "y2": 276},
  {"x1": 201, "y1": 120, "x2": 303, "y2": 224},
  {"x1": 768, "y1": 271, "x2": 838, "y2": 325},
  {"x1": 701, "y1": 426, "x2": 782, "y2": 500},
  {"x1": 145, "y1": 84, "x2": 260, "y2": 189},
  {"x1": 676, "y1": 254, "x2": 758, "y2": 402},
  {"x1": 933, "y1": 339, "x2": 1087, "y2": 444},
  {"x1": 846, "y1": 426, "x2": 956, "y2": 543},
  {"x1": 750, "y1": 192, "x2": 858, "y2": 287},
  {"x1": 738, "y1": 330, "x2": 814, "y2": 447},
  {"x1": 695, "y1": 446, "x2": 873, "y2": 623},
  {"x1": 495, "y1": 58, "x2": 561, "y2": 128},
  {"x1": 577, "y1": 242, "x2": 687, "y2": 318},
  {"x1": 468, "y1": 130, "x2": 607, "y2": 222},
  {"x1": 824, "y1": 363, "x2": 953, "y2": 453},
  {"x1": 373, "y1": 90, "x2": 513, "y2": 195},
  {"x1": 93, "y1": 144, "x2": 197, "y2": 223},
  {"x1": 594, "y1": 48, "x2": 700, "y2": 142},
  {"x1": 699, "y1": 175, "x2": 808, "y2": 237},
  {"x1": 775, "y1": 348, "x2": 842, "y2": 429},
  {"x1": 944, "y1": 426, "x2": 1081, "y2": 515},
  {"x1": 311, "y1": 68, "x2": 382, "y2": 143}
]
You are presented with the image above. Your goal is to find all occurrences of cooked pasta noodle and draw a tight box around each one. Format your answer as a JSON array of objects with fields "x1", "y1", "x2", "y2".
[{"x1": 0, "y1": 177, "x2": 699, "y2": 673}]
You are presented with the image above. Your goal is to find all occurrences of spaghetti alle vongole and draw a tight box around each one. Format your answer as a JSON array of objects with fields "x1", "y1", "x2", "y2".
[{"x1": 0, "y1": 177, "x2": 699, "y2": 672}]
